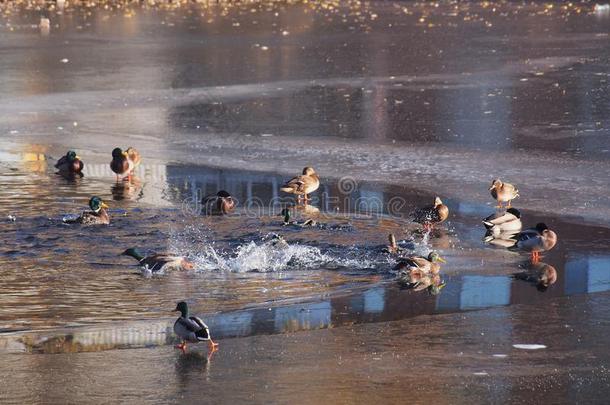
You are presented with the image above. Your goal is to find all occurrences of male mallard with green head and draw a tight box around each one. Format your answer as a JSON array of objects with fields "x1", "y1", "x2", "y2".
[
  {"x1": 121, "y1": 248, "x2": 194, "y2": 273},
  {"x1": 64, "y1": 196, "x2": 110, "y2": 225},
  {"x1": 110, "y1": 147, "x2": 140, "y2": 179},
  {"x1": 173, "y1": 301, "x2": 218, "y2": 353},
  {"x1": 55, "y1": 150, "x2": 83, "y2": 174},
  {"x1": 280, "y1": 167, "x2": 320, "y2": 204}
]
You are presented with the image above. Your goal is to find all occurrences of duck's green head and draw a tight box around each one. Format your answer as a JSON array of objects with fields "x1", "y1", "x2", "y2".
[
  {"x1": 121, "y1": 248, "x2": 144, "y2": 261},
  {"x1": 89, "y1": 196, "x2": 108, "y2": 213},
  {"x1": 112, "y1": 148, "x2": 126, "y2": 159},
  {"x1": 175, "y1": 301, "x2": 189, "y2": 317},
  {"x1": 427, "y1": 251, "x2": 446, "y2": 263},
  {"x1": 428, "y1": 282, "x2": 446, "y2": 296},
  {"x1": 66, "y1": 150, "x2": 80, "y2": 161}
]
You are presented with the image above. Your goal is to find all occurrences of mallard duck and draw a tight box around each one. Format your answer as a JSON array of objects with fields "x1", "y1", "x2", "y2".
[
  {"x1": 110, "y1": 147, "x2": 140, "y2": 179},
  {"x1": 64, "y1": 196, "x2": 110, "y2": 225},
  {"x1": 483, "y1": 207, "x2": 522, "y2": 237},
  {"x1": 55, "y1": 150, "x2": 83, "y2": 174},
  {"x1": 121, "y1": 248, "x2": 194, "y2": 273},
  {"x1": 201, "y1": 190, "x2": 235, "y2": 215},
  {"x1": 510, "y1": 223, "x2": 557, "y2": 262},
  {"x1": 110, "y1": 148, "x2": 131, "y2": 179},
  {"x1": 489, "y1": 179, "x2": 519, "y2": 208},
  {"x1": 280, "y1": 167, "x2": 320, "y2": 204},
  {"x1": 173, "y1": 301, "x2": 218, "y2": 352},
  {"x1": 412, "y1": 197, "x2": 449, "y2": 229},
  {"x1": 394, "y1": 251, "x2": 446, "y2": 275}
]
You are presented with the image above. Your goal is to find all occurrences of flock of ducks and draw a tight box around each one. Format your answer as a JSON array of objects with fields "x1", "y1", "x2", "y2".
[
  {"x1": 389, "y1": 179, "x2": 558, "y2": 294},
  {"x1": 53, "y1": 149, "x2": 558, "y2": 353}
]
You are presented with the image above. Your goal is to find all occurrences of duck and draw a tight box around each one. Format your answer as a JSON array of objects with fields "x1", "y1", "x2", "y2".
[
  {"x1": 483, "y1": 207, "x2": 522, "y2": 237},
  {"x1": 173, "y1": 301, "x2": 218, "y2": 353},
  {"x1": 510, "y1": 223, "x2": 557, "y2": 263},
  {"x1": 121, "y1": 248, "x2": 194, "y2": 273},
  {"x1": 125, "y1": 147, "x2": 141, "y2": 169},
  {"x1": 394, "y1": 251, "x2": 446, "y2": 276},
  {"x1": 201, "y1": 190, "x2": 235, "y2": 215},
  {"x1": 110, "y1": 148, "x2": 131, "y2": 179},
  {"x1": 489, "y1": 179, "x2": 519, "y2": 208},
  {"x1": 64, "y1": 196, "x2": 110, "y2": 225},
  {"x1": 55, "y1": 150, "x2": 84, "y2": 174},
  {"x1": 110, "y1": 147, "x2": 140, "y2": 179},
  {"x1": 412, "y1": 197, "x2": 449, "y2": 230},
  {"x1": 280, "y1": 167, "x2": 320, "y2": 204}
]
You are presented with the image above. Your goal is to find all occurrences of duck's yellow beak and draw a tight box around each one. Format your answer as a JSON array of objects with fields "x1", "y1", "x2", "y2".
[
  {"x1": 122, "y1": 151, "x2": 129, "y2": 157},
  {"x1": 437, "y1": 256, "x2": 447, "y2": 263},
  {"x1": 75, "y1": 155, "x2": 81, "y2": 160},
  {"x1": 101, "y1": 202, "x2": 109, "y2": 209}
]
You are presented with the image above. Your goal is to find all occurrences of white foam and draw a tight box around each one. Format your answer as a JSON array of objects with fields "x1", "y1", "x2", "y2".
[{"x1": 512, "y1": 344, "x2": 547, "y2": 350}]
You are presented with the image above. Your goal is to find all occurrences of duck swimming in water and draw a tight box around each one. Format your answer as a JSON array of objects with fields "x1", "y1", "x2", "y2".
[
  {"x1": 280, "y1": 167, "x2": 320, "y2": 204},
  {"x1": 121, "y1": 248, "x2": 194, "y2": 273},
  {"x1": 489, "y1": 179, "x2": 519, "y2": 209},
  {"x1": 394, "y1": 251, "x2": 446, "y2": 275},
  {"x1": 64, "y1": 196, "x2": 110, "y2": 225},
  {"x1": 510, "y1": 223, "x2": 557, "y2": 263},
  {"x1": 201, "y1": 190, "x2": 235, "y2": 215},
  {"x1": 173, "y1": 301, "x2": 218, "y2": 353},
  {"x1": 412, "y1": 197, "x2": 449, "y2": 230},
  {"x1": 55, "y1": 150, "x2": 83, "y2": 174}
]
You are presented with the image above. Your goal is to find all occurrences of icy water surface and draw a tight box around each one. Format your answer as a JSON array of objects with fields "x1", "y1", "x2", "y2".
[
  {"x1": 1, "y1": 0, "x2": 610, "y2": 402},
  {"x1": 1, "y1": 155, "x2": 609, "y2": 338}
]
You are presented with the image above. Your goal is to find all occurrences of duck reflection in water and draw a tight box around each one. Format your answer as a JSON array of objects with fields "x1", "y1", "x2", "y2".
[
  {"x1": 175, "y1": 350, "x2": 212, "y2": 382},
  {"x1": 395, "y1": 251, "x2": 447, "y2": 295},
  {"x1": 513, "y1": 262, "x2": 558, "y2": 292},
  {"x1": 57, "y1": 170, "x2": 84, "y2": 183},
  {"x1": 111, "y1": 176, "x2": 143, "y2": 201}
]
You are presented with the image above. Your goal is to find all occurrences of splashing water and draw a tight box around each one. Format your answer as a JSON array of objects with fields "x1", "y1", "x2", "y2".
[{"x1": 174, "y1": 231, "x2": 385, "y2": 273}]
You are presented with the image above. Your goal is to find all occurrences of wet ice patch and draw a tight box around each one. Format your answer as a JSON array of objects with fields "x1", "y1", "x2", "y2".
[{"x1": 512, "y1": 344, "x2": 546, "y2": 350}]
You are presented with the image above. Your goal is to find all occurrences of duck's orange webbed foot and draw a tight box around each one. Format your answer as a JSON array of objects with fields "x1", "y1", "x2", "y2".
[
  {"x1": 175, "y1": 342, "x2": 187, "y2": 352},
  {"x1": 531, "y1": 251, "x2": 540, "y2": 264}
]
